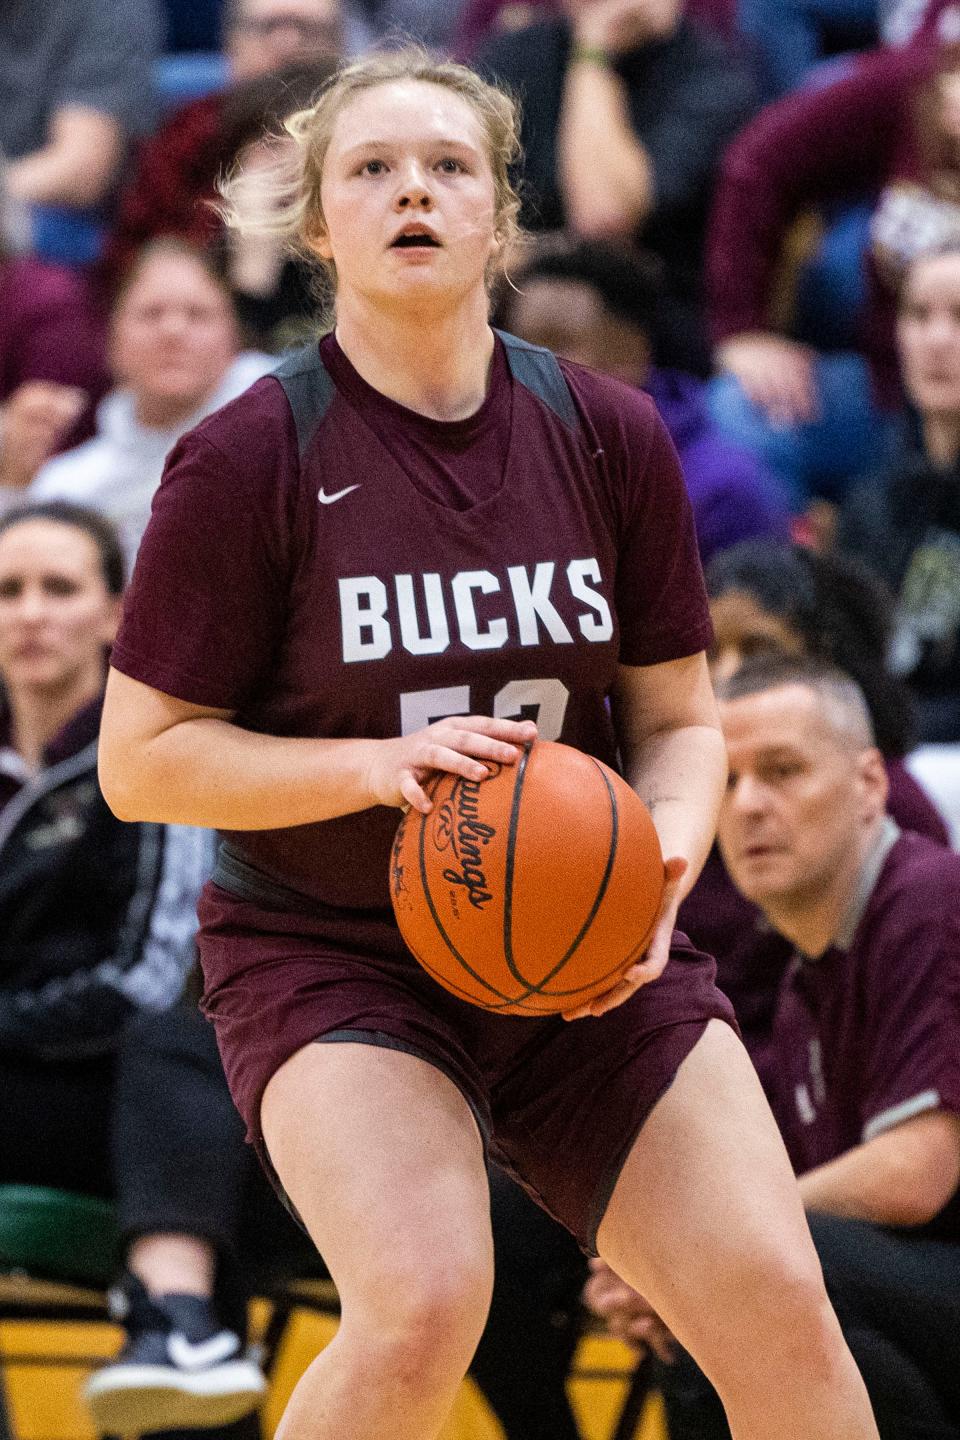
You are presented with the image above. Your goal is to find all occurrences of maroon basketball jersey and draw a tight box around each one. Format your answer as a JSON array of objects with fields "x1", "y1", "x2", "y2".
[{"x1": 113, "y1": 331, "x2": 712, "y2": 911}]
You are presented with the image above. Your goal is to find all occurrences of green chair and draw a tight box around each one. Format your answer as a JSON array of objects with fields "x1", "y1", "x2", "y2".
[{"x1": 0, "y1": 1186, "x2": 118, "y2": 1440}]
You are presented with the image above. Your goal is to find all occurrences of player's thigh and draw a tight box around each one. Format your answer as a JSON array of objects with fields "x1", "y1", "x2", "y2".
[
  {"x1": 597, "y1": 1019, "x2": 827, "y2": 1360},
  {"x1": 261, "y1": 1039, "x2": 494, "y2": 1313}
]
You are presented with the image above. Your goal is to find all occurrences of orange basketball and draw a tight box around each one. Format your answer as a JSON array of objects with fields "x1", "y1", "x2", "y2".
[{"x1": 389, "y1": 739, "x2": 664, "y2": 1015}]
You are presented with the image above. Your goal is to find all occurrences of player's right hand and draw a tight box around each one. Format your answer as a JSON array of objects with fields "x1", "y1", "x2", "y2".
[{"x1": 366, "y1": 716, "x2": 538, "y2": 815}]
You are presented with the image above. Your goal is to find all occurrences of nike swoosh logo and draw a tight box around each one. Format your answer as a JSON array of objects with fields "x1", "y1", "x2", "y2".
[
  {"x1": 318, "y1": 484, "x2": 361, "y2": 505},
  {"x1": 167, "y1": 1330, "x2": 242, "y2": 1372}
]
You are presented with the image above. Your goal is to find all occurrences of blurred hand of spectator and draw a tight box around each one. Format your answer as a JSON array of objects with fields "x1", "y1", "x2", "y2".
[
  {"x1": 5, "y1": 109, "x2": 126, "y2": 211},
  {"x1": 583, "y1": 1259, "x2": 677, "y2": 1361},
  {"x1": 0, "y1": 383, "x2": 86, "y2": 492},
  {"x1": 0, "y1": 0, "x2": 161, "y2": 215},
  {"x1": 715, "y1": 332, "x2": 820, "y2": 425},
  {"x1": 566, "y1": 0, "x2": 680, "y2": 51}
]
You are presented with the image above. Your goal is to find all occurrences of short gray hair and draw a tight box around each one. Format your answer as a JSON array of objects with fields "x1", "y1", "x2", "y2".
[{"x1": 716, "y1": 655, "x2": 876, "y2": 751}]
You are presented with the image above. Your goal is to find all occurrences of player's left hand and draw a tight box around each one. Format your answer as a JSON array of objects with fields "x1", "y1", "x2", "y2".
[{"x1": 561, "y1": 856, "x2": 687, "y2": 1020}]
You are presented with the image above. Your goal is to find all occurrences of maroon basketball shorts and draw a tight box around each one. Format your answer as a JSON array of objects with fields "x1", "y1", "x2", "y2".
[{"x1": 198, "y1": 885, "x2": 737, "y2": 1254}]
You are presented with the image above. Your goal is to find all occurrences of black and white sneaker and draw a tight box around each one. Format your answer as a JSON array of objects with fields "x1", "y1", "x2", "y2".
[{"x1": 85, "y1": 1278, "x2": 266, "y2": 1434}]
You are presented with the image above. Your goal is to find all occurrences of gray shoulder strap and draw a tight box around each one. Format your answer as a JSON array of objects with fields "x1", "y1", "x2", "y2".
[
  {"x1": 495, "y1": 330, "x2": 580, "y2": 431},
  {"x1": 271, "y1": 341, "x2": 336, "y2": 459}
]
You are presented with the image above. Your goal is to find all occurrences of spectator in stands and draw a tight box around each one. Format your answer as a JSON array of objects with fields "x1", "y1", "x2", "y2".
[
  {"x1": 0, "y1": 0, "x2": 161, "y2": 220},
  {"x1": 589, "y1": 655, "x2": 960, "y2": 1440},
  {"x1": 103, "y1": 0, "x2": 346, "y2": 285},
  {"x1": 29, "y1": 240, "x2": 272, "y2": 571},
  {"x1": 0, "y1": 253, "x2": 109, "y2": 506},
  {"x1": 0, "y1": 498, "x2": 305, "y2": 1435},
  {"x1": 706, "y1": 35, "x2": 960, "y2": 504},
  {"x1": 838, "y1": 244, "x2": 960, "y2": 742},
  {"x1": 497, "y1": 237, "x2": 790, "y2": 561},
  {"x1": 682, "y1": 539, "x2": 947, "y2": 1065},
  {"x1": 476, "y1": 0, "x2": 758, "y2": 372},
  {"x1": 86, "y1": 1002, "x2": 316, "y2": 1435},
  {"x1": 0, "y1": 497, "x2": 209, "y2": 1261}
]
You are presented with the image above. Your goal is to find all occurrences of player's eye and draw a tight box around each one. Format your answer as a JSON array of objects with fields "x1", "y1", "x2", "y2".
[
  {"x1": 0, "y1": 578, "x2": 22, "y2": 600},
  {"x1": 436, "y1": 157, "x2": 464, "y2": 174},
  {"x1": 360, "y1": 159, "x2": 387, "y2": 176}
]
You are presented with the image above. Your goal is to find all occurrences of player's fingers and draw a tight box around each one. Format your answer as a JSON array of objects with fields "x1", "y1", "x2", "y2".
[
  {"x1": 433, "y1": 728, "x2": 528, "y2": 766},
  {"x1": 441, "y1": 715, "x2": 538, "y2": 747},
  {"x1": 413, "y1": 742, "x2": 491, "y2": 782},
  {"x1": 399, "y1": 773, "x2": 433, "y2": 814}
]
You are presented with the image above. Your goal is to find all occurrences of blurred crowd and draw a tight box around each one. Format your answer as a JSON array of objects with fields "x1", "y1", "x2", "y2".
[{"x1": 1, "y1": 2, "x2": 960, "y2": 1439}]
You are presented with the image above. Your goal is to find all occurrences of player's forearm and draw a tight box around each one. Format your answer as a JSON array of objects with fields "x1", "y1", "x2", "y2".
[
  {"x1": 6, "y1": 108, "x2": 124, "y2": 207},
  {"x1": 622, "y1": 725, "x2": 727, "y2": 899},
  {"x1": 101, "y1": 715, "x2": 384, "y2": 830},
  {"x1": 557, "y1": 60, "x2": 654, "y2": 238},
  {"x1": 799, "y1": 1116, "x2": 960, "y2": 1227}
]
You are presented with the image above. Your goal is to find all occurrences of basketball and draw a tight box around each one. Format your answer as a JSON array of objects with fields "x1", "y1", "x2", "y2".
[{"x1": 389, "y1": 740, "x2": 664, "y2": 1015}]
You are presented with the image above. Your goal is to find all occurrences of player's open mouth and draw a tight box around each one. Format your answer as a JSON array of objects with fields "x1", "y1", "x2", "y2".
[{"x1": 391, "y1": 229, "x2": 442, "y2": 248}]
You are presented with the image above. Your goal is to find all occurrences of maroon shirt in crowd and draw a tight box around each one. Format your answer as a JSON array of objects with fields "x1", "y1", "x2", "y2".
[
  {"x1": 767, "y1": 821, "x2": 960, "y2": 1240},
  {"x1": 112, "y1": 332, "x2": 712, "y2": 918},
  {"x1": 102, "y1": 94, "x2": 224, "y2": 284},
  {"x1": 706, "y1": 42, "x2": 938, "y2": 403},
  {"x1": 679, "y1": 757, "x2": 948, "y2": 1069},
  {"x1": 0, "y1": 258, "x2": 108, "y2": 444}
]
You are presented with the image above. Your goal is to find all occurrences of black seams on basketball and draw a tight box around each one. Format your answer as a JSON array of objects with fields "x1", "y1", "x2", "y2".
[{"x1": 389, "y1": 739, "x2": 664, "y2": 1014}]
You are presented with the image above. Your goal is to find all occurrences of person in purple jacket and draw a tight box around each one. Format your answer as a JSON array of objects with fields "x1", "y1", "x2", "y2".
[
  {"x1": 96, "y1": 49, "x2": 879, "y2": 1440},
  {"x1": 588, "y1": 654, "x2": 960, "y2": 1440},
  {"x1": 496, "y1": 237, "x2": 791, "y2": 563}
]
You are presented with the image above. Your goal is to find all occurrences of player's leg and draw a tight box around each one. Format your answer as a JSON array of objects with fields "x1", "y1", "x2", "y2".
[
  {"x1": 260, "y1": 1039, "x2": 494, "y2": 1440},
  {"x1": 596, "y1": 1019, "x2": 878, "y2": 1440}
]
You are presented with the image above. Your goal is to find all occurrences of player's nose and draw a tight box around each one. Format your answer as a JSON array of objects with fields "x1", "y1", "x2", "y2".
[{"x1": 394, "y1": 163, "x2": 434, "y2": 210}]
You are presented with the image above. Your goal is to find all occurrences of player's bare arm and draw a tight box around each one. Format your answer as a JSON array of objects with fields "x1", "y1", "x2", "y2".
[
  {"x1": 563, "y1": 651, "x2": 725, "y2": 1018},
  {"x1": 100, "y1": 667, "x2": 536, "y2": 829}
]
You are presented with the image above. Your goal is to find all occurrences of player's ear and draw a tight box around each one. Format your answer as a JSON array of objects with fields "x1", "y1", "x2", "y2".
[
  {"x1": 856, "y1": 746, "x2": 888, "y2": 824},
  {"x1": 305, "y1": 214, "x2": 334, "y2": 262}
]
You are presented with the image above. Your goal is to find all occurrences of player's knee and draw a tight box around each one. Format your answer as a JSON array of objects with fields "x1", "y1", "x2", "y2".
[
  {"x1": 346, "y1": 1251, "x2": 493, "y2": 1384},
  {"x1": 711, "y1": 1245, "x2": 842, "y2": 1384}
]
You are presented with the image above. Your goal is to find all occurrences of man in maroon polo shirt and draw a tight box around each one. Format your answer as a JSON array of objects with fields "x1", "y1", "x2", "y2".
[{"x1": 587, "y1": 654, "x2": 960, "y2": 1440}]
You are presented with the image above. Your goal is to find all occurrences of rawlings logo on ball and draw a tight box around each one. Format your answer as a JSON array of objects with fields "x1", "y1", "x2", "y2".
[{"x1": 432, "y1": 767, "x2": 502, "y2": 911}]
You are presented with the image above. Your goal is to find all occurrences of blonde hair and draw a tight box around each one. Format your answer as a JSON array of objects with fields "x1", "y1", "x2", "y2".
[{"x1": 217, "y1": 47, "x2": 524, "y2": 309}]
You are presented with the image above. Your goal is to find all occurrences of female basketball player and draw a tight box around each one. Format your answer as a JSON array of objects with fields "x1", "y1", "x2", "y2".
[{"x1": 98, "y1": 49, "x2": 879, "y2": 1440}]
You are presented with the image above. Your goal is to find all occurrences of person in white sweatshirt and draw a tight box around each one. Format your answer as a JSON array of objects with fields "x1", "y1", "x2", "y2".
[{"x1": 30, "y1": 239, "x2": 272, "y2": 570}]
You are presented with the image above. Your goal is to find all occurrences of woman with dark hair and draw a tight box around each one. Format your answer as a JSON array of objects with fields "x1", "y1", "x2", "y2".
[
  {"x1": 0, "y1": 500, "x2": 271, "y2": 1435},
  {"x1": 0, "y1": 491, "x2": 191, "y2": 1066},
  {"x1": 679, "y1": 537, "x2": 947, "y2": 1061}
]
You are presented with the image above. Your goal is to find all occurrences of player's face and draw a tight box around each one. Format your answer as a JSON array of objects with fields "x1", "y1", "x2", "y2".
[
  {"x1": 111, "y1": 253, "x2": 240, "y2": 421},
  {"x1": 228, "y1": 0, "x2": 342, "y2": 80},
  {"x1": 897, "y1": 251, "x2": 960, "y2": 418},
  {"x1": 0, "y1": 521, "x2": 119, "y2": 702},
  {"x1": 718, "y1": 684, "x2": 883, "y2": 916},
  {"x1": 315, "y1": 80, "x2": 500, "y2": 315},
  {"x1": 509, "y1": 277, "x2": 651, "y2": 385},
  {"x1": 708, "y1": 590, "x2": 807, "y2": 683}
]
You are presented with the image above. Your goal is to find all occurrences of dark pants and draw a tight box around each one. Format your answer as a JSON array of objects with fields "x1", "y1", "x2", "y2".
[
  {"x1": 658, "y1": 1211, "x2": 960, "y2": 1440},
  {"x1": 113, "y1": 1006, "x2": 317, "y2": 1308},
  {"x1": 471, "y1": 1166, "x2": 588, "y2": 1440}
]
